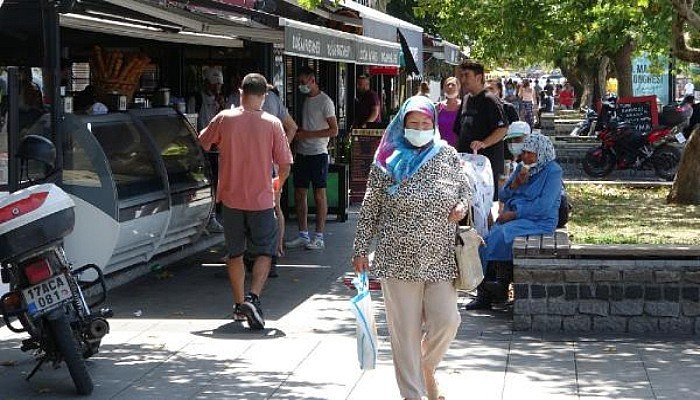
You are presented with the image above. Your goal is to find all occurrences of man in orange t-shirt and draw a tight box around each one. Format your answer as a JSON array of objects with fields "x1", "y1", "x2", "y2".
[{"x1": 199, "y1": 73, "x2": 293, "y2": 330}]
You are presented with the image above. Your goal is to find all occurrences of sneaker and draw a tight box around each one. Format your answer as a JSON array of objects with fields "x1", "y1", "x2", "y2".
[
  {"x1": 239, "y1": 295, "x2": 265, "y2": 330},
  {"x1": 206, "y1": 217, "x2": 225, "y2": 233},
  {"x1": 305, "y1": 236, "x2": 325, "y2": 250},
  {"x1": 232, "y1": 304, "x2": 246, "y2": 322},
  {"x1": 285, "y1": 236, "x2": 310, "y2": 249}
]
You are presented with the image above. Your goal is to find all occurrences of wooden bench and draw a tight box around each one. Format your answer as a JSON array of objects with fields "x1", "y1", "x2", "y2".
[{"x1": 513, "y1": 228, "x2": 571, "y2": 258}]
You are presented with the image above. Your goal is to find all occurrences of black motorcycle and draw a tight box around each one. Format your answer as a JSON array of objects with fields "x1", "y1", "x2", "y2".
[{"x1": 0, "y1": 135, "x2": 111, "y2": 395}]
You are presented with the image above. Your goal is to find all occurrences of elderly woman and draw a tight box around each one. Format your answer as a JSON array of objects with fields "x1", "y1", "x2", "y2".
[
  {"x1": 472, "y1": 134, "x2": 562, "y2": 308},
  {"x1": 352, "y1": 96, "x2": 471, "y2": 400}
]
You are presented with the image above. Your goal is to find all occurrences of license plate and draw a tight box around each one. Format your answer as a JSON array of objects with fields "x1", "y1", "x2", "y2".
[
  {"x1": 22, "y1": 274, "x2": 72, "y2": 315},
  {"x1": 675, "y1": 132, "x2": 687, "y2": 144}
]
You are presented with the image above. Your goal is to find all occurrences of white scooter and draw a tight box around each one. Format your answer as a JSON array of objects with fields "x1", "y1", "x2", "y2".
[{"x1": 0, "y1": 135, "x2": 111, "y2": 395}]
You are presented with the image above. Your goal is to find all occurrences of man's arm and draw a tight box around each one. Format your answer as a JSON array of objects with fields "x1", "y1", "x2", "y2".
[
  {"x1": 281, "y1": 114, "x2": 298, "y2": 144},
  {"x1": 365, "y1": 92, "x2": 380, "y2": 123},
  {"x1": 197, "y1": 115, "x2": 221, "y2": 151},
  {"x1": 366, "y1": 104, "x2": 380, "y2": 124},
  {"x1": 470, "y1": 96, "x2": 507, "y2": 152},
  {"x1": 277, "y1": 163, "x2": 291, "y2": 187},
  {"x1": 296, "y1": 116, "x2": 338, "y2": 139},
  {"x1": 482, "y1": 126, "x2": 507, "y2": 148}
]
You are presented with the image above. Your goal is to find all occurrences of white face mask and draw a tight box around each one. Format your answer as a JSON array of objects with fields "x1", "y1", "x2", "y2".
[
  {"x1": 298, "y1": 84, "x2": 311, "y2": 94},
  {"x1": 508, "y1": 142, "x2": 524, "y2": 156},
  {"x1": 404, "y1": 128, "x2": 434, "y2": 147},
  {"x1": 445, "y1": 92, "x2": 460, "y2": 99}
]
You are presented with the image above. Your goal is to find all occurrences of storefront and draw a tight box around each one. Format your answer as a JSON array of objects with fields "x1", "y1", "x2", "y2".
[
  {"x1": 0, "y1": 0, "x2": 284, "y2": 277},
  {"x1": 277, "y1": 16, "x2": 401, "y2": 216},
  {"x1": 339, "y1": 0, "x2": 424, "y2": 99}
]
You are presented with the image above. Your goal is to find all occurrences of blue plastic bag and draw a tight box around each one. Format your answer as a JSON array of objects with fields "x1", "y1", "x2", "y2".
[{"x1": 349, "y1": 272, "x2": 378, "y2": 370}]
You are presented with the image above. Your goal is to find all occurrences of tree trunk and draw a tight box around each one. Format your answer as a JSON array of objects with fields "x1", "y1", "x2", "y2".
[
  {"x1": 667, "y1": 129, "x2": 700, "y2": 204},
  {"x1": 593, "y1": 56, "x2": 610, "y2": 103},
  {"x1": 668, "y1": 3, "x2": 700, "y2": 204},
  {"x1": 612, "y1": 39, "x2": 636, "y2": 98}
]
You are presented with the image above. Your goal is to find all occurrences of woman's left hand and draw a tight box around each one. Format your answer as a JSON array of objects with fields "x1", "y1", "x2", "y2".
[
  {"x1": 448, "y1": 202, "x2": 467, "y2": 223},
  {"x1": 497, "y1": 211, "x2": 517, "y2": 224}
]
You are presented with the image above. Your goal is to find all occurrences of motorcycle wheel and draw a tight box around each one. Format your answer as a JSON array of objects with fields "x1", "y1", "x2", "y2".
[
  {"x1": 652, "y1": 145, "x2": 682, "y2": 181},
  {"x1": 48, "y1": 315, "x2": 94, "y2": 395},
  {"x1": 582, "y1": 146, "x2": 615, "y2": 177}
]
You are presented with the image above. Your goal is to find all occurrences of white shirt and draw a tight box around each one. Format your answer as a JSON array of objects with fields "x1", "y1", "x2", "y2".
[
  {"x1": 297, "y1": 91, "x2": 335, "y2": 155},
  {"x1": 685, "y1": 82, "x2": 695, "y2": 96}
]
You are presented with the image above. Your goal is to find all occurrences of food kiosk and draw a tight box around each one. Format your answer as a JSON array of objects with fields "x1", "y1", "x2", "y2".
[{"x1": 58, "y1": 108, "x2": 213, "y2": 274}]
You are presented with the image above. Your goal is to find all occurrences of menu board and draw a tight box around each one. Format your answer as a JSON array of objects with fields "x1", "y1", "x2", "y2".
[
  {"x1": 350, "y1": 130, "x2": 382, "y2": 203},
  {"x1": 616, "y1": 95, "x2": 658, "y2": 133}
]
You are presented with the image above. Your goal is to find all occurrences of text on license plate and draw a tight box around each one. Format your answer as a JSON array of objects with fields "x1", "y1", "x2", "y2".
[
  {"x1": 22, "y1": 275, "x2": 72, "y2": 315},
  {"x1": 676, "y1": 132, "x2": 687, "y2": 143}
]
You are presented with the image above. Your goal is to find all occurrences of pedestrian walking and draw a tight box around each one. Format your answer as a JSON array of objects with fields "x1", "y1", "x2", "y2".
[
  {"x1": 285, "y1": 66, "x2": 338, "y2": 251},
  {"x1": 353, "y1": 95, "x2": 471, "y2": 400},
  {"x1": 198, "y1": 73, "x2": 293, "y2": 330},
  {"x1": 518, "y1": 79, "x2": 536, "y2": 127}
]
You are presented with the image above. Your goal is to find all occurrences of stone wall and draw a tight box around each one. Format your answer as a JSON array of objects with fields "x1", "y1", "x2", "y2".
[{"x1": 513, "y1": 258, "x2": 700, "y2": 334}]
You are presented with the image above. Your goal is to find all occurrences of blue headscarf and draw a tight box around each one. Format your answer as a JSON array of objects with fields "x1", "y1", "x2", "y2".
[
  {"x1": 374, "y1": 96, "x2": 446, "y2": 194},
  {"x1": 521, "y1": 133, "x2": 556, "y2": 176}
]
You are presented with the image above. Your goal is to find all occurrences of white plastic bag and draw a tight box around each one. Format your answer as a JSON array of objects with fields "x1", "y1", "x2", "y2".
[
  {"x1": 349, "y1": 272, "x2": 378, "y2": 370},
  {"x1": 458, "y1": 153, "x2": 493, "y2": 237}
]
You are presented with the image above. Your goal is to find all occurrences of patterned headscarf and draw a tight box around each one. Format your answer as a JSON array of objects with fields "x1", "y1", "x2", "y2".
[
  {"x1": 374, "y1": 96, "x2": 445, "y2": 194},
  {"x1": 521, "y1": 133, "x2": 556, "y2": 176}
]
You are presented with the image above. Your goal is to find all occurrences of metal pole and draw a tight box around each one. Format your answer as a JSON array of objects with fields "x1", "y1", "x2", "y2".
[
  {"x1": 669, "y1": 50, "x2": 676, "y2": 103},
  {"x1": 7, "y1": 67, "x2": 19, "y2": 193},
  {"x1": 41, "y1": 0, "x2": 63, "y2": 180}
]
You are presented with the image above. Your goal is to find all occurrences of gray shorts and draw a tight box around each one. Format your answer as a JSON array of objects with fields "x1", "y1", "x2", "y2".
[{"x1": 221, "y1": 206, "x2": 277, "y2": 258}]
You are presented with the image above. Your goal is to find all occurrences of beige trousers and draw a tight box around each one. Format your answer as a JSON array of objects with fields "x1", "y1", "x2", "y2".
[{"x1": 382, "y1": 278, "x2": 461, "y2": 400}]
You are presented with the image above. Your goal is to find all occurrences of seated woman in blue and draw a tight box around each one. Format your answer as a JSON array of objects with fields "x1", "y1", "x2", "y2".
[{"x1": 469, "y1": 134, "x2": 562, "y2": 309}]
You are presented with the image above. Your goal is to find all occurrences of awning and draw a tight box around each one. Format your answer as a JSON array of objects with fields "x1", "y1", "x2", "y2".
[
  {"x1": 441, "y1": 40, "x2": 463, "y2": 65},
  {"x1": 424, "y1": 39, "x2": 463, "y2": 66},
  {"x1": 279, "y1": 18, "x2": 399, "y2": 66},
  {"x1": 356, "y1": 36, "x2": 400, "y2": 66},
  {"x1": 59, "y1": 13, "x2": 244, "y2": 48},
  {"x1": 58, "y1": 0, "x2": 289, "y2": 47},
  {"x1": 340, "y1": 0, "x2": 423, "y2": 75}
]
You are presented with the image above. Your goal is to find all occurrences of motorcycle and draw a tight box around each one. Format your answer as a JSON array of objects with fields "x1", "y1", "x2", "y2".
[
  {"x1": 569, "y1": 107, "x2": 599, "y2": 136},
  {"x1": 582, "y1": 102, "x2": 690, "y2": 181},
  {"x1": 0, "y1": 135, "x2": 112, "y2": 395}
]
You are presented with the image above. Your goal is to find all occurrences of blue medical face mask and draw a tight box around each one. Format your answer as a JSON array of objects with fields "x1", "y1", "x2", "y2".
[
  {"x1": 298, "y1": 84, "x2": 311, "y2": 94},
  {"x1": 404, "y1": 128, "x2": 434, "y2": 147},
  {"x1": 508, "y1": 142, "x2": 525, "y2": 156}
]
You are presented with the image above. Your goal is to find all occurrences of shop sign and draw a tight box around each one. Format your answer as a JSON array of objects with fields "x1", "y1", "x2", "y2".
[
  {"x1": 632, "y1": 54, "x2": 669, "y2": 105},
  {"x1": 356, "y1": 40, "x2": 399, "y2": 66},
  {"x1": 284, "y1": 25, "x2": 355, "y2": 63}
]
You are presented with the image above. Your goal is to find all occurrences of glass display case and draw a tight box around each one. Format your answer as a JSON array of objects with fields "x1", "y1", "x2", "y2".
[{"x1": 59, "y1": 108, "x2": 213, "y2": 274}]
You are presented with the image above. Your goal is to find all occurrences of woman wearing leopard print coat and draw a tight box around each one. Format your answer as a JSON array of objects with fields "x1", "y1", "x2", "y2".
[{"x1": 352, "y1": 95, "x2": 472, "y2": 400}]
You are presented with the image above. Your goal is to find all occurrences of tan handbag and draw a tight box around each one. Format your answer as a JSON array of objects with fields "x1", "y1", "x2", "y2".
[{"x1": 454, "y1": 208, "x2": 484, "y2": 291}]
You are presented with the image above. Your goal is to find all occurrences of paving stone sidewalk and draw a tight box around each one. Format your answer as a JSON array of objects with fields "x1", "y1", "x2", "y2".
[{"x1": 1, "y1": 210, "x2": 699, "y2": 399}]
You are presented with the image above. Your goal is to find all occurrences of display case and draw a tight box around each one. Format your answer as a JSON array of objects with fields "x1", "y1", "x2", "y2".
[{"x1": 59, "y1": 108, "x2": 213, "y2": 274}]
